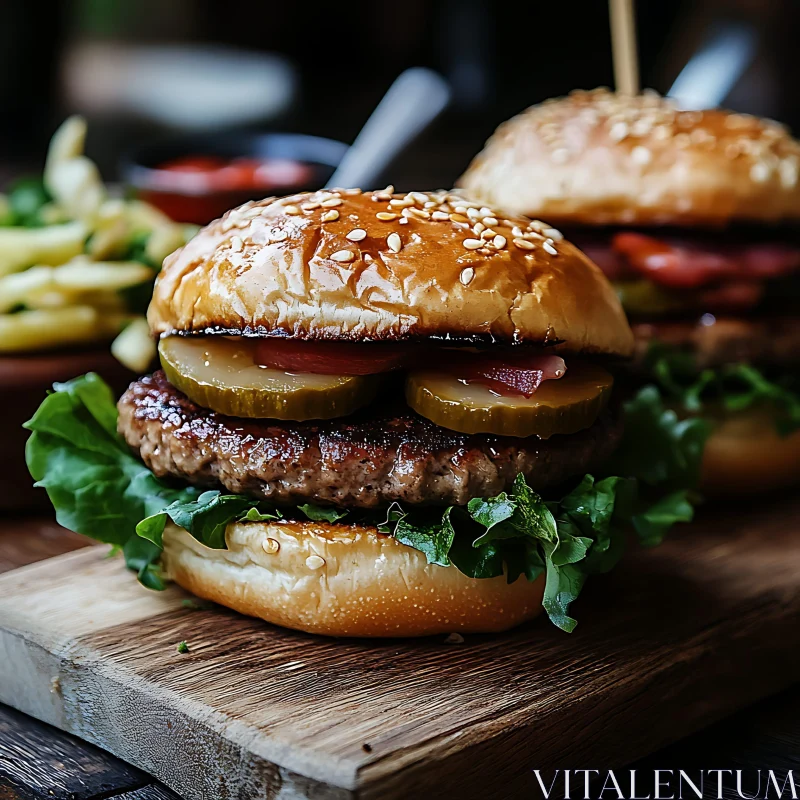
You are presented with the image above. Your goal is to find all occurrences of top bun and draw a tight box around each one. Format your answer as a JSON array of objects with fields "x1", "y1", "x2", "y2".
[
  {"x1": 148, "y1": 188, "x2": 633, "y2": 356},
  {"x1": 458, "y1": 88, "x2": 800, "y2": 226}
]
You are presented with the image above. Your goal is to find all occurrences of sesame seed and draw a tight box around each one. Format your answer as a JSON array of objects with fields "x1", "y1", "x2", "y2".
[
  {"x1": 460, "y1": 267, "x2": 475, "y2": 285},
  {"x1": 454, "y1": 206, "x2": 468, "y2": 214},
  {"x1": 409, "y1": 191, "x2": 429, "y2": 204},
  {"x1": 631, "y1": 146, "x2": 652, "y2": 165},
  {"x1": 493, "y1": 235, "x2": 507, "y2": 249},
  {"x1": 302, "y1": 201, "x2": 320, "y2": 210},
  {"x1": 321, "y1": 210, "x2": 339, "y2": 222},
  {"x1": 331, "y1": 249, "x2": 355, "y2": 262},
  {"x1": 473, "y1": 222, "x2": 485, "y2": 235},
  {"x1": 376, "y1": 212, "x2": 398, "y2": 221},
  {"x1": 449, "y1": 213, "x2": 469, "y2": 224},
  {"x1": 284, "y1": 205, "x2": 301, "y2": 215},
  {"x1": 306, "y1": 555, "x2": 325, "y2": 570},
  {"x1": 609, "y1": 121, "x2": 629, "y2": 143},
  {"x1": 480, "y1": 228, "x2": 496, "y2": 240},
  {"x1": 466, "y1": 207, "x2": 481, "y2": 219},
  {"x1": 230, "y1": 235, "x2": 243, "y2": 252},
  {"x1": 462, "y1": 238, "x2": 483, "y2": 250},
  {"x1": 372, "y1": 192, "x2": 392, "y2": 202},
  {"x1": 346, "y1": 228, "x2": 367, "y2": 242},
  {"x1": 270, "y1": 230, "x2": 288, "y2": 242},
  {"x1": 431, "y1": 210, "x2": 449, "y2": 221},
  {"x1": 750, "y1": 162, "x2": 770, "y2": 183},
  {"x1": 387, "y1": 232, "x2": 402, "y2": 253},
  {"x1": 321, "y1": 198, "x2": 342, "y2": 208},
  {"x1": 551, "y1": 148, "x2": 569, "y2": 164},
  {"x1": 424, "y1": 201, "x2": 437, "y2": 208},
  {"x1": 399, "y1": 218, "x2": 409, "y2": 225},
  {"x1": 389, "y1": 197, "x2": 415, "y2": 208},
  {"x1": 344, "y1": 187, "x2": 361, "y2": 195},
  {"x1": 262, "y1": 538, "x2": 280, "y2": 554},
  {"x1": 479, "y1": 207, "x2": 492, "y2": 216},
  {"x1": 543, "y1": 241, "x2": 558, "y2": 255},
  {"x1": 542, "y1": 227, "x2": 563, "y2": 241},
  {"x1": 513, "y1": 238, "x2": 535, "y2": 250},
  {"x1": 511, "y1": 226, "x2": 524, "y2": 238},
  {"x1": 482, "y1": 216, "x2": 498, "y2": 227},
  {"x1": 780, "y1": 158, "x2": 798, "y2": 188},
  {"x1": 407, "y1": 207, "x2": 431, "y2": 219},
  {"x1": 382, "y1": 184, "x2": 395, "y2": 194}
]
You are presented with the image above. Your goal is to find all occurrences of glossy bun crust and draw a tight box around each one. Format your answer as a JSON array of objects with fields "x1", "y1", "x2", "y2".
[
  {"x1": 458, "y1": 88, "x2": 800, "y2": 226},
  {"x1": 162, "y1": 520, "x2": 545, "y2": 637},
  {"x1": 148, "y1": 188, "x2": 634, "y2": 357}
]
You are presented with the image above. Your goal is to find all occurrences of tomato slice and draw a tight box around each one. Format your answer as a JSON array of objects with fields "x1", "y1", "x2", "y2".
[
  {"x1": 612, "y1": 232, "x2": 800, "y2": 289},
  {"x1": 442, "y1": 352, "x2": 566, "y2": 398},
  {"x1": 254, "y1": 339, "x2": 418, "y2": 375}
]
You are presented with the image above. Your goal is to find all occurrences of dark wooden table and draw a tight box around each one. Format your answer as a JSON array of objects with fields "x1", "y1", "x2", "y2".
[{"x1": 2, "y1": 517, "x2": 799, "y2": 800}]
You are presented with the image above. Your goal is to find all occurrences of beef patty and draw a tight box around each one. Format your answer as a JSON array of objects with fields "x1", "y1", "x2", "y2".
[
  {"x1": 118, "y1": 371, "x2": 623, "y2": 508},
  {"x1": 631, "y1": 316, "x2": 800, "y2": 371}
]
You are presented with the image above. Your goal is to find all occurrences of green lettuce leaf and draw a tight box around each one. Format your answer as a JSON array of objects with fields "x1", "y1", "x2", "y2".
[
  {"x1": 24, "y1": 373, "x2": 201, "y2": 587},
  {"x1": 607, "y1": 385, "x2": 711, "y2": 491},
  {"x1": 298, "y1": 504, "x2": 349, "y2": 523},
  {"x1": 137, "y1": 491, "x2": 280, "y2": 549},
  {"x1": 25, "y1": 374, "x2": 694, "y2": 634},
  {"x1": 647, "y1": 345, "x2": 800, "y2": 436}
]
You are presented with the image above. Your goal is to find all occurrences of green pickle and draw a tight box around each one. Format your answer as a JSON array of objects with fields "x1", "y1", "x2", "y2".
[
  {"x1": 614, "y1": 280, "x2": 685, "y2": 316},
  {"x1": 159, "y1": 336, "x2": 379, "y2": 420},
  {"x1": 406, "y1": 361, "x2": 613, "y2": 438}
]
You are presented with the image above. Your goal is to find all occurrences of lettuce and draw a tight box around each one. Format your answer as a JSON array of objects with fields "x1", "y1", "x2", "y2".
[
  {"x1": 646, "y1": 344, "x2": 800, "y2": 436},
  {"x1": 25, "y1": 374, "x2": 695, "y2": 632}
]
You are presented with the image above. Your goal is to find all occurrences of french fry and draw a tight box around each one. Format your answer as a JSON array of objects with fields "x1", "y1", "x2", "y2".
[
  {"x1": 52, "y1": 258, "x2": 152, "y2": 292},
  {"x1": 0, "y1": 267, "x2": 54, "y2": 312},
  {"x1": 124, "y1": 199, "x2": 175, "y2": 231},
  {"x1": 44, "y1": 116, "x2": 87, "y2": 185},
  {"x1": 111, "y1": 317, "x2": 156, "y2": 372},
  {"x1": 0, "y1": 221, "x2": 87, "y2": 276},
  {"x1": 47, "y1": 157, "x2": 105, "y2": 224},
  {"x1": 0, "y1": 306, "x2": 128, "y2": 353},
  {"x1": 146, "y1": 224, "x2": 186, "y2": 265}
]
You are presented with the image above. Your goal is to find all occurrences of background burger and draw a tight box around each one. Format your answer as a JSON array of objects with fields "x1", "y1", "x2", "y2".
[
  {"x1": 459, "y1": 88, "x2": 800, "y2": 494},
  {"x1": 27, "y1": 187, "x2": 691, "y2": 638}
]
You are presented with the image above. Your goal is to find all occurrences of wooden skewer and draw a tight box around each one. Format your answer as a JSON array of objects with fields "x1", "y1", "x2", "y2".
[{"x1": 609, "y1": 0, "x2": 640, "y2": 95}]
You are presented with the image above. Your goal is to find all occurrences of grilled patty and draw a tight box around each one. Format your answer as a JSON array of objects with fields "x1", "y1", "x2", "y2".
[
  {"x1": 631, "y1": 316, "x2": 800, "y2": 371},
  {"x1": 119, "y1": 371, "x2": 623, "y2": 508}
]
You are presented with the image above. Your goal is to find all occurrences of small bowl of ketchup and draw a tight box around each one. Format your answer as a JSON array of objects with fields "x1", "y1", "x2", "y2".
[{"x1": 124, "y1": 132, "x2": 348, "y2": 224}]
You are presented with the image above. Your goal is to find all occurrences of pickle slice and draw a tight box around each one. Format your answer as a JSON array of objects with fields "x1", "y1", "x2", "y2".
[
  {"x1": 406, "y1": 362, "x2": 613, "y2": 438},
  {"x1": 614, "y1": 280, "x2": 685, "y2": 316},
  {"x1": 159, "y1": 336, "x2": 379, "y2": 420}
]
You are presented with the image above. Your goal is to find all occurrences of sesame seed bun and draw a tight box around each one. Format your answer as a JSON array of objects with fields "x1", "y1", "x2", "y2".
[
  {"x1": 458, "y1": 88, "x2": 800, "y2": 227},
  {"x1": 147, "y1": 188, "x2": 634, "y2": 357},
  {"x1": 161, "y1": 520, "x2": 545, "y2": 637}
]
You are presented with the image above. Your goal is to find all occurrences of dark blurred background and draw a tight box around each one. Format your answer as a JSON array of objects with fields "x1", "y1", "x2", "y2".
[{"x1": 2, "y1": 0, "x2": 800, "y2": 189}]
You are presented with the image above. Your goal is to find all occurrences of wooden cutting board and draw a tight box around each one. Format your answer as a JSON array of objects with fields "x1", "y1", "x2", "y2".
[{"x1": 1, "y1": 500, "x2": 800, "y2": 800}]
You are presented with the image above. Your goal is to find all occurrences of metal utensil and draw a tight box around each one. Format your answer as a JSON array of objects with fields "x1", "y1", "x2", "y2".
[{"x1": 327, "y1": 67, "x2": 451, "y2": 190}]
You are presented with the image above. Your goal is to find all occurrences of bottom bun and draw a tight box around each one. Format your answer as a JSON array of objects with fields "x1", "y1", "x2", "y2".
[
  {"x1": 701, "y1": 408, "x2": 800, "y2": 494},
  {"x1": 162, "y1": 520, "x2": 545, "y2": 637}
]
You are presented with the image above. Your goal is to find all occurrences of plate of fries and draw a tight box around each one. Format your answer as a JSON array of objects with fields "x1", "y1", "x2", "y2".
[{"x1": 0, "y1": 117, "x2": 195, "y2": 372}]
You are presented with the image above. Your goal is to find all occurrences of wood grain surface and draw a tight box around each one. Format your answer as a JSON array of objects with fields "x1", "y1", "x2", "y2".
[{"x1": 1, "y1": 499, "x2": 799, "y2": 799}]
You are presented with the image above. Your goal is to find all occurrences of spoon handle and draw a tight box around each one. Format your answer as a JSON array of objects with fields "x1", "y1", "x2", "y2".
[{"x1": 327, "y1": 67, "x2": 451, "y2": 190}]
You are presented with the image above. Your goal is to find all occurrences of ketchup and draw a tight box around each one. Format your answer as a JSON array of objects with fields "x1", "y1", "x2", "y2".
[{"x1": 139, "y1": 155, "x2": 316, "y2": 224}]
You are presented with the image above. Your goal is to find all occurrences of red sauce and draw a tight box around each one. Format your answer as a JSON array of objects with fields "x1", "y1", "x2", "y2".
[{"x1": 139, "y1": 155, "x2": 316, "y2": 224}]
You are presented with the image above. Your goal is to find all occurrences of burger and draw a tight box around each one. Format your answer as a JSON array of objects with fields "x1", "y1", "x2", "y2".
[
  {"x1": 26, "y1": 188, "x2": 688, "y2": 638},
  {"x1": 459, "y1": 88, "x2": 800, "y2": 494}
]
